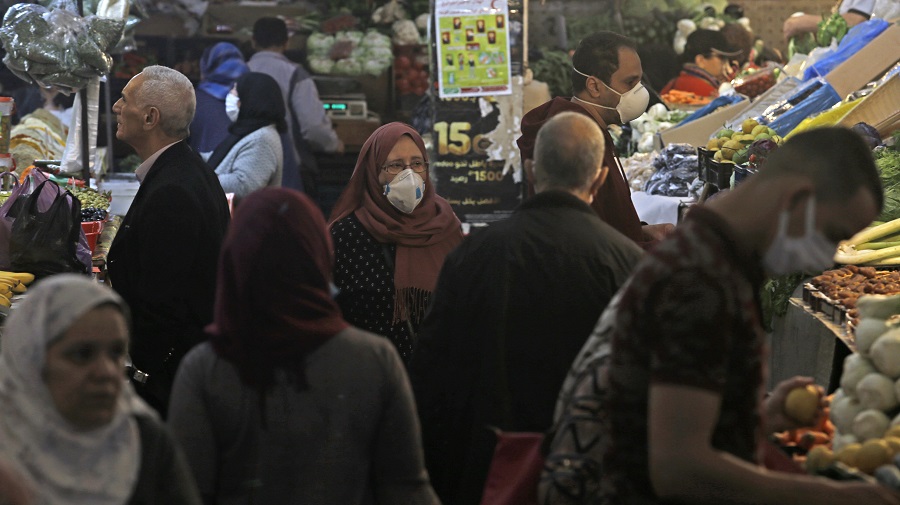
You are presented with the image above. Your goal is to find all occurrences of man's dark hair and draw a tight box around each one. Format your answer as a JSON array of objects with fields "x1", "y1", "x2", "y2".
[
  {"x1": 570, "y1": 32, "x2": 637, "y2": 93},
  {"x1": 761, "y1": 127, "x2": 883, "y2": 212},
  {"x1": 253, "y1": 17, "x2": 288, "y2": 49}
]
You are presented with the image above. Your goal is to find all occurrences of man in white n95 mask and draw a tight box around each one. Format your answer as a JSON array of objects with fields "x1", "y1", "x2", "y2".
[{"x1": 517, "y1": 32, "x2": 675, "y2": 250}]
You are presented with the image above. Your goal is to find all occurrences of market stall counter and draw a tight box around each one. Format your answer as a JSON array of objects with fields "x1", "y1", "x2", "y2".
[
  {"x1": 771, "y1": 264, "x2": 900, "y2": 393},
  {"x1": 770, "y1": 288, "x2": 852, "y2": 393}
]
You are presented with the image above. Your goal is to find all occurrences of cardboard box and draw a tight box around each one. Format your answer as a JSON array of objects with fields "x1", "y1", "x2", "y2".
[
  {"x1": 656, "y1": 99, "x2": 751, "y2": 149},
  {"x1": 825, "y1": 23, "x2": 900, "y2": 99},
  {"x1": 332, "y1": 116, "x2": 382, "y2": 150},
  {"x1": 837, "y1": 73, "x2": 900, "y2": 137}
]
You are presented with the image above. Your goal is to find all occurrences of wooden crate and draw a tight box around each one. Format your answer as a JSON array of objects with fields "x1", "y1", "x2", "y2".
[{"x1": 743, "y1": 0, "x2": 838, "y2": 56}]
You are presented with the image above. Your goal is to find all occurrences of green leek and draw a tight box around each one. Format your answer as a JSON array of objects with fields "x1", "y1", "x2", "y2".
[
  {"x1": 835, "y1": 244, "x2": 900, "y2": 265},
  {"x1": 835, "y1": 218, "x2": 900, "y2": 264},
  {"x1": 857, "y1": 242, "x2": 900, "y2": 250},
  {"x1": 844, "y1": 219, "x2": 900, "y2": 247}
]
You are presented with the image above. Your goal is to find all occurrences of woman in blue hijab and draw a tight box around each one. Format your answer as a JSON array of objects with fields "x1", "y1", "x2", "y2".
[{"x1": 189, "y1": 42, "x2": 249, "y2": 155}]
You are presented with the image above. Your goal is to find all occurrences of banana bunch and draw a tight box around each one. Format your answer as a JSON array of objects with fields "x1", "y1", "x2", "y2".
[{"x1": 0, "y1": 271, "x2": 34, "y2": 309}]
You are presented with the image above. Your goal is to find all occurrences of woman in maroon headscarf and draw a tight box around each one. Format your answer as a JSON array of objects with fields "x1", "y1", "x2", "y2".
[
  {"x1": 329, "y1": 122, "x2": 463, "y2": 366},
  {"x1": 167, "y1": 187, "x2": 439, "y2": 505}
]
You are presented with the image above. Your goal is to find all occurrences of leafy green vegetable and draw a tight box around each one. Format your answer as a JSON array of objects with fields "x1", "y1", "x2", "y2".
[
  {"x1": 876, "y1": 145, "x2": 900, "y2": 223},
  {"x1": 760, "y1": 273, "x2": 805, "y2": 332},
  {"x1": 566, "y1": 14, "x2": 616, "y2": 51},
  {"x1": 788, "y1": 33, "x2": 817, "y2": 60},
  {"x1": 817, "y1": 12, "x2": 849, "y2": 47},
  {"x1": 530, "y1": 49, "x2": 572, "y2": 99}
]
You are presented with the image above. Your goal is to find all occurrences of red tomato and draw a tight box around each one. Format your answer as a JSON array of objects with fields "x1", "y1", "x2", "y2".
[{"x1": 395, "y1": 56, "x2": 411, "y2": 70}]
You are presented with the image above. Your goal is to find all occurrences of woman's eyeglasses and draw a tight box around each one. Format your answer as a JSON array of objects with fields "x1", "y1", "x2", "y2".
[{"x1": 382, "y1": 160, "x2": 429, "y2": 175}]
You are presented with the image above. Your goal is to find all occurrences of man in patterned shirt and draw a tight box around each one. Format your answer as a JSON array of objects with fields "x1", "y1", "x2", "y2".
[{"x1": 543, "y1": 127, "x2": 900, "y2": 505}]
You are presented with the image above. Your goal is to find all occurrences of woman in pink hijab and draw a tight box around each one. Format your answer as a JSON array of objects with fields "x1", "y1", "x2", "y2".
[{"x1": 329, "y1": 122, "x2": 463, "y2": 366}]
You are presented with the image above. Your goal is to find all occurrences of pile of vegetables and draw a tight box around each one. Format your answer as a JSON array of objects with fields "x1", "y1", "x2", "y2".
[
  {"x1": 621, "y1": 8, "x2": 688, "y2": 49},
  {"x1": 836, "y1": 218, "x2": 900, "y2": 267},
  {"x1": 877, "y1": 135, "x2": 900, "y2": 223},
  {"x1": 820, "y1": 294, "x2": 900, "y2": 480},
  {"x1": 732, "y1": 65, "x2": 780, "y2": 99},
  {"x1": 621, "y1": 152, "x2": 657, "y2": 191},
  {"x1": 661, "y1": 89, "x2": 711, "y2": 106},
  {"x1": 529, "y1": 49, "x2": 572, "y2": 99},
  {"x1": 672, "y1": 4, "x2": 751, "y2": 55},
  {"x1": 307, "y1": 29, "x2": 393, "y2": 76},
  {"x1": 393, "y1": 50, "x2": 429, "y2": 97},
  {"x1": 706, "y1": 118, "x2": 783, "y2": 166},
  {"x1": 817, "y1": 11, "x2": 851, "y2": 48},
  {"x1": 772, "y1": 386, "x2": 835, "y2": 460},
  {"x1": 628, "y1": 103, "x2": 691, "y2": 154},
  {"x1": 788, "y1": 12, "x2": 850, "y2": 59},
  {"x1": 642, "y1": 143, "x2": 700, "y2": 198},
  {"x1": 835, "y1": 129, "x2": 900, "y2": 265}
]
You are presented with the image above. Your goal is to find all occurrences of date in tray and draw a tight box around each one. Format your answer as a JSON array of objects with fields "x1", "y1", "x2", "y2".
[{"x1": 802, "y1": 283, "x2": 849, "y2": 326}]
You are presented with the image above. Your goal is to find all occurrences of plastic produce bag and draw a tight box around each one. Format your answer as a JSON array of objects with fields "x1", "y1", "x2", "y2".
[
  {"x1": 8, "y1": 179, "x2": 90, "y2": 279},
  {"x1": 802, "y1": 19, "x2": 890, "y2": 81},
  {"x1": 60, "y1": 77, "x2": 100, "y2": 176},
  {"x1": 643, "y1": 144, "x2": 699, "y2": 197},
  {"x1": 784, "y1": 97, "x2": 863, "y2": 140},
  {"x1": 0, "y1": 3, "x2": 124, "y2": 93},
  {"x1": 761, "y1": 78, "x2": 841, "y2": 136}
]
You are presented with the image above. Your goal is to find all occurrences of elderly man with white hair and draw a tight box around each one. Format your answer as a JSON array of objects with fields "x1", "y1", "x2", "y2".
[{"x1": 107, "y1": 65, "x2": 231, "y2": 417}]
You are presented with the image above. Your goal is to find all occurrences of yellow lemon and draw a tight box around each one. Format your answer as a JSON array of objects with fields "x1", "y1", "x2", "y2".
[
  {"x1": 785, "y1": 385, "x2": 820, "y2": 425},
  {"x1": 855, "y1": 439, "x2": 891, "y2": 474},
  {"x1": 805, "y1": 445, "x2": 835, "y2": 473},
  {"x1": 884, "y1": 436, "x2": 900, "y2": 456},
  {"x1": 885, "y1": 425, "x2": 900, "y2": 439},
  {"x1": 836, "y1": 443, "x2": 862, "y2": 468}
]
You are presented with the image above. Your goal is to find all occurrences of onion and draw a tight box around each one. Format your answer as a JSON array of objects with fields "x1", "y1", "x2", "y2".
[
  {"x1": 853, "y1": 409, "x2": 890, "y2": 441},
  {"x1": 857, "y1": 373, "x2": 899, "y2": 411}
]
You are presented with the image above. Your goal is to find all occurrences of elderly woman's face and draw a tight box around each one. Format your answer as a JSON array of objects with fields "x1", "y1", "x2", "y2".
[
  {"x1": 378, "y1": 135, "x2": 429, "y2": 186},
  {"x1": 43, "y1": 306, "x2": 128, "y2": 431}
]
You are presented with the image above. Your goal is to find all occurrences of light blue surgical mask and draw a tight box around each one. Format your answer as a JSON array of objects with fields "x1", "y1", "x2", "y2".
[
  {"x1": 763, "y1": 196, "x2": 838, "y2": 275},
  {"x1": 225, "y1": 92, "x2": 240, "y2": 122}
]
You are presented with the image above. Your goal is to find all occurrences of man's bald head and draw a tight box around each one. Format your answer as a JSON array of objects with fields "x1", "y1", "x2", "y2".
[{"x1": 534, "y1": 112, "x2": 606, "y2": 195}]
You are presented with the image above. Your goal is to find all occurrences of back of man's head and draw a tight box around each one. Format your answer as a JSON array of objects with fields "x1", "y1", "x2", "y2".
[
  {"x1": 137, "y1": 65, "x2": 196, "y2": 140},
  {"x1": 253, "y1": 17, "x2": 288, "y2": 50},
  {"x1": 571, "y1": 32, "x2": 637, "y2": 93},
  {"x1": 534, "y1": 112, "x2": 605, "y2": 194},
  {"x1": 758, "y1": 127, "x2": 882, "y2": 212}
]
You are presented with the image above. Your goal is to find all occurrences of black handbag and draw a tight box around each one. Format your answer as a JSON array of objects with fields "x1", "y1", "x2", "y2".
[{"x1": 9, "y1": 180, "x2": 87, "y2": 279}]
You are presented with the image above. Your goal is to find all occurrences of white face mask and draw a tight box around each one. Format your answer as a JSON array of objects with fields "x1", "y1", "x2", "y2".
[
  {"x1": 225, "y1": 92, "x2": 240, "y2": 122},
  {"x1": 384, "y1": 168, "x2": 425, "y2": 214},
  {"x1": 763, "y1": 196, "x2": 838, "y2": 276},
  {"x1": 572, "y1": 66, "x2": 650, "y2": 124}
]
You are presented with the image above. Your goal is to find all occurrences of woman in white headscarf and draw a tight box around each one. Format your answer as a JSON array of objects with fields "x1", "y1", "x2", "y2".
[{"x1": 0, "y1": 274, "x2": 201, "y2": 505}]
